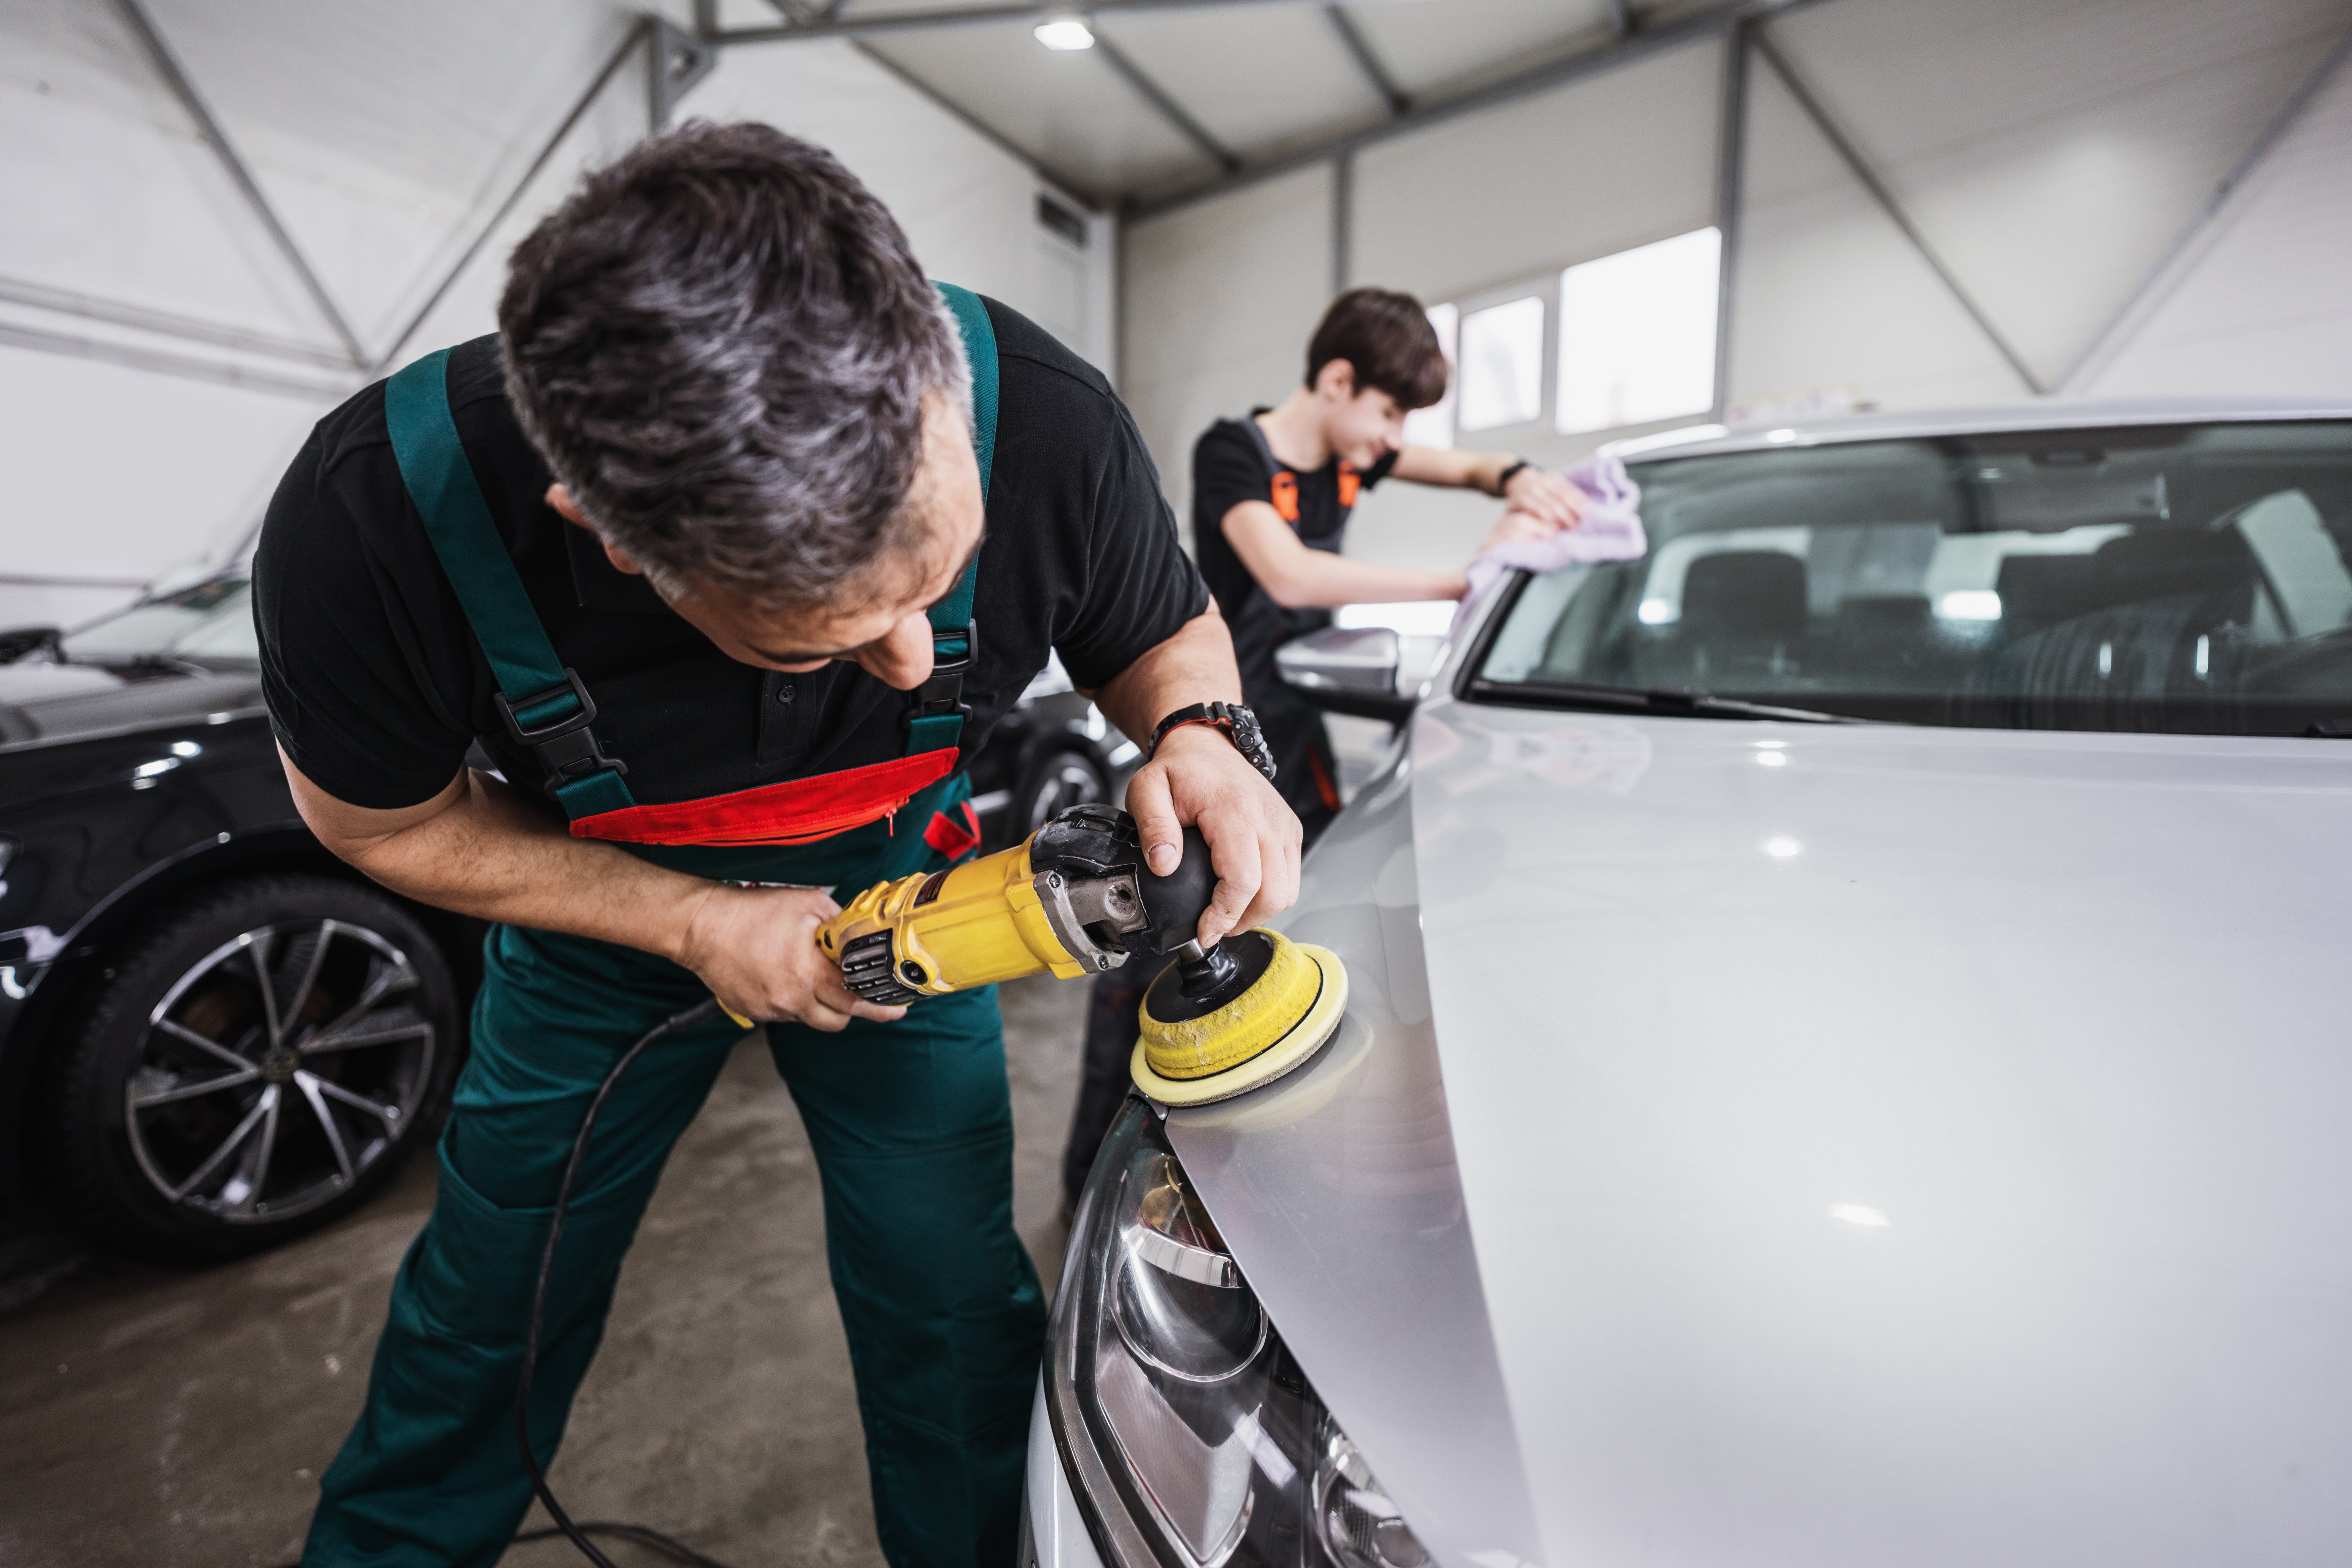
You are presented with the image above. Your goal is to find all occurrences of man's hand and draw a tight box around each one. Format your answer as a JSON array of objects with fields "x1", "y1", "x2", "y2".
[
  {"x1": 676, "y1": 884, "x2": 908, "y2": 1032},
  {"x1": 1123, "y1": 723, "x2": 1301, "y2": 947},
  {"x1": 1501, "y1": 467, "x2": 1590, "y2": 531}
]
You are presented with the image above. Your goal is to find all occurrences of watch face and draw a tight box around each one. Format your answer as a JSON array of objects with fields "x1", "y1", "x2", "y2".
[{"x1": 1227, "y1": 707, "x2": 1276, "y2": 779}]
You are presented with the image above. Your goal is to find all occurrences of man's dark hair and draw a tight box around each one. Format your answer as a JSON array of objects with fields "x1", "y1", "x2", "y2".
[
  {"x1": 498, "y1": 121, "x2": 967, "y2": 610},
  {"x1": 1305, "y1": 288, "x2": 1448, "y2": 410}
]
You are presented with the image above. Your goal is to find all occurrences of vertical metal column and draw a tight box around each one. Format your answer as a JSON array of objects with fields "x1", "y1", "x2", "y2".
[
  {"x1": 1710, "y1": 18, "x2": 1749, "y2": 421},
  {"x1": 1332, "y1": 149, "x2": 1355, "y2": 298}
]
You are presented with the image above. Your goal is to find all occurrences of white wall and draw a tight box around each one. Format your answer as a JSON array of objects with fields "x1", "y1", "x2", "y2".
[
  {"x1": 1119, "y1": 0, "x2": 2352, "y2": 582},
  {"x1": 1121, "y1": 163, "x2": 1333, "y2": 549},
  {"x1": 0, "y1": 1, "x2": 1108, "y2": 631}
]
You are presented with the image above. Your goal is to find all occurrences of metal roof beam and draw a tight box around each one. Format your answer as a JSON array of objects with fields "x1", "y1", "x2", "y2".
[
  {"x1": 754, "y1": 0, "x2": 1112, "y2": 209},
  {"x1": 1711, "y1": 17, "x2": 1749, "y2": 420},
  {"x1": 1751, "y1": 27, "x2": 2044, "y2": 394},
  {"x1": 1325, "y1": 6, "x2": 1410, "y2": 117},
  {"x1": 716, "y1": 0, "x2": 1337, "y2": 47},
  {"x1": 2058, "y1": 18, "x2": 2352, "y2": 392},
  {"x1": 1092, "y1": 31, "x2": 1239, "y2": 172},
  {"x1": 111, "y1": 0, "x2": 367, "y2": 368},
  {"x1": 371, "y1": 20, "x2": 651, "y2": 374},
  {"x1": 1126, "y1": 0, "x2": 1832, "y2": 219}
]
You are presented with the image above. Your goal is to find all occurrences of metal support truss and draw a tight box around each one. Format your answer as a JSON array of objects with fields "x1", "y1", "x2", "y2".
[
  {"x1": 1128, "y1": 0, "x2": 1829, "y2": 219},
  {"x1": 1332, "y1": 148, "x2": 1354, "y2": 294},
  {"x1": 370, "y1": 20, "x2": 652, "y2": 373},
  {"x1": 752, "y1": 0, "x2": 1108, "y2": 208},
  {"x1": 110, "y1": 0, "x2": 366, "y2": 368},
  {"x1": 651, "y1": 16, "x2": 719, "y2": 129},
  {"x1": 2058, "y1": 18, "x2": 2352, "y2": 393},
  {"x1": 1093, "y1": 31, "x2": 1238, "y2": 173},
  {"x1": 1325, "y1": 6, "x2": 1410, "y2": 117},
  {"x1": 1712, "y1": 18, "x2": 1750, "y2": 420},
  {"x1": 719, "y1": 0, "x2": 1367, "y2": 47},
  {"x1": 1752, "y1": 27, "x2": 2044, "y2": 394}
]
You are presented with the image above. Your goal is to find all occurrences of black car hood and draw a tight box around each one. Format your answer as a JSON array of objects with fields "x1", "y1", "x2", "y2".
[{"x1": 0, "y1": 663, "x2": 265, "y2": 750}]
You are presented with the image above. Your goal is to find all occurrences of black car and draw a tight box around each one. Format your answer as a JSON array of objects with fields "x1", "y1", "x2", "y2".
[
  {"x1": 0, "y1": 576, "x2": 480, "y2": 1265},
  {"x1": 964, "y1": 655, "x2": 1141, "y2": 854},
  {"x1": 0, "y1": 576, "x2": 1135, "y2": 1267}
]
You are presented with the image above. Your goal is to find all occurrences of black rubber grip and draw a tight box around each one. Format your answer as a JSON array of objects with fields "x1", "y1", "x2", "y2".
[{"x1": 1135, "y1": 825, "x2": 1215, "y2": 956}]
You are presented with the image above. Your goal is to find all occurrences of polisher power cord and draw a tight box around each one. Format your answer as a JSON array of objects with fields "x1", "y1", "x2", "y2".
[
  {"x1": 513, "y1": 997, "x2": 739, "y2": 1568},
  {"x1": 264, "y1": 999, "x2": 741, "y2": 1568}
]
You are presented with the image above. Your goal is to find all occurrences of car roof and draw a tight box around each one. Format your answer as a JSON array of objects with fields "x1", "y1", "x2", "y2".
[{"x1": 1605, "y1": 396, "x2": 2352, "y2": 462}]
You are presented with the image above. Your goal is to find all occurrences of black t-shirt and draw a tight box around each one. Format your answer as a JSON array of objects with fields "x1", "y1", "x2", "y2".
[
  {"x1": 255, "y1": 298, "x2": 1204, "y2": 816},
  {"x1": 1190, "y1": 413, "x2": 1395, "y2": 705}
]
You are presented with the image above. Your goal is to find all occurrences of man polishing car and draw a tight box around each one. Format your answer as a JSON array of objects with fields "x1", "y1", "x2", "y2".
[{"x1": 255, "y1": 122, "x2": 1297, "y2": 1567}]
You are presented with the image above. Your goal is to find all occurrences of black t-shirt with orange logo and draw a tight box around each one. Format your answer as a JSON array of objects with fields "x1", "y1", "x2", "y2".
[{"x1": 1189, "y1": 410, "x2": 1397, "y2": 710}]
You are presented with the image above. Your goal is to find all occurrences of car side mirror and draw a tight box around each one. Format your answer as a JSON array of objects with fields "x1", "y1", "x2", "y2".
[
  {"x1": 1276, "y1": 627, "x2": 1419, "y2": 722},
  {"x1": 0, "y1": 627, "x2": 61, "y2": 665}
]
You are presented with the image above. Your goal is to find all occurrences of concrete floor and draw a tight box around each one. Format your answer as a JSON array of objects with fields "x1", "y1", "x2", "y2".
[{"x1": 0, "y1": 974, "x2": 1091, "y2": 1568}]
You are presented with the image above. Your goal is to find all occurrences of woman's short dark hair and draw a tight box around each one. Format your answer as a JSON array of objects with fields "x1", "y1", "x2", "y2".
[
  {"x1": 498, "y1": 121, "x2": 967, "y2": 611},
  {"x1": 1305, "y1": 288, "x2": 1448, "y2": 410}
]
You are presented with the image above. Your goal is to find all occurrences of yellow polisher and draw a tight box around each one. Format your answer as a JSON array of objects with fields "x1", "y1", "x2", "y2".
[{"x1": 812, "y1": 804, "x2": 1348, "y2": 1104}]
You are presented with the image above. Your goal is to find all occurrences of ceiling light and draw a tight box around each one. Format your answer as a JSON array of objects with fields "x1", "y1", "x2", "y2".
[{"x1": 1035, "y1": 17, "x2": 1095, "y2": 49}]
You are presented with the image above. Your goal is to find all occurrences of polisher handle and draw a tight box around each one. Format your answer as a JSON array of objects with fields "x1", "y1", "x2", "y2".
[{"x1": 1135, "y1": 824, "x2": 1218, "y2": 956}]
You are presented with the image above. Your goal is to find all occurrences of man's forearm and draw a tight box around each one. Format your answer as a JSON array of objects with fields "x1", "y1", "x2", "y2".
[
  {"x1": 1092, "y1": 607, "x2": 1245, "y2": 744},
  {"x1": 1391, "y1": 444, "x2": 1509, "y2": 494},
  {"x1": 288, "y1": 755, "x2": 714, "y2": 963},
  {"x1": 1263, "y1": 551, "x2": 1464, "y2": 610}
]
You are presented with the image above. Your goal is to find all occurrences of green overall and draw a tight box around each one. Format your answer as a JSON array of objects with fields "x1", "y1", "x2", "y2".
[{"x1": 302, "y1": 288, "x2": 1045, "y2": 1568}]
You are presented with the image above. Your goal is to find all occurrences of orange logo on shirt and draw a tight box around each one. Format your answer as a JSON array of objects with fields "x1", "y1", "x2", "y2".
[
  {"x1": 1338, "y1": 461, "x2": 1360, "y2": 509},
  {"x1": 1270, "y1": 470, "x2": 1300, "y2": 523}
]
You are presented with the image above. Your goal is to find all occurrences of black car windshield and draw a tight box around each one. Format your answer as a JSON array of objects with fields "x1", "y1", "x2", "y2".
[
  {"x1": 59, "y1": 576, "x2": 257, "y2": 668},
  {"x1": 1468, "y1": 421, "x2": 2352, "y2": 735}
]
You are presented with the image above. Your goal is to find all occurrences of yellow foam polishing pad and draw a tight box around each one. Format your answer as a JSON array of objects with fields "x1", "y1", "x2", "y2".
[{"x1": 1131, "y1": 930, "x2": 1350, "y2": 1107}]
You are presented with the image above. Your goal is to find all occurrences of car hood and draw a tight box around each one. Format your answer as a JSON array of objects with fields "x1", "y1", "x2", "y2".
[
  {"x1": 1171, "y1": 701, "x2": 2352, "y2": 1568},
  {"x1": 0, "y1": 662, "x2": 263, "y2": 750}
]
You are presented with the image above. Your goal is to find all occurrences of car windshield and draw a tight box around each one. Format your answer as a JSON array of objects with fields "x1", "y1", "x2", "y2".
[
  {"x1": 59, "y1": 576, "x2": 258, "y2": 668},
  {"x1": 1469, "y1": 421, "x2": 2352, "y2": 735}
]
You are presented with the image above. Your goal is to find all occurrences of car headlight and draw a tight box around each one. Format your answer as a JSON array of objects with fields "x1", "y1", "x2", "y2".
[{"x1": 1045, "y1": 1097, "x2": 1431, "y2": 1568}]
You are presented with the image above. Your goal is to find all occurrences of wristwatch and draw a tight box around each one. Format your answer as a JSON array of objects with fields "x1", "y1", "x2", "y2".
[
  {"x1": 1495, "y1": 457, "x2": 1534, "y2": 494},
  {"x1": 1148, "y1": 701, "x2": 1277, "y2": 782}
]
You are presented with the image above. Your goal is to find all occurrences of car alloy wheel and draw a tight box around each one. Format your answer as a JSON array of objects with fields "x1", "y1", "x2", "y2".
[
  {"x1": 124, "y1": 917, "x2": 436, "y2": 1224},
  {"x1": 49, "y1": 872, "x2": 461, "y2": 1262},
  {"x1": 1023, "y1": 748, "x2": 1110, "y2": 836}
]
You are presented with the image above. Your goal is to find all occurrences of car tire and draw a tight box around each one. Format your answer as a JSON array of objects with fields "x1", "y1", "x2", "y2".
[
  {"x1": 1017, "y1": 745, "x2": 1112, "y2": 837},
  {"x1": 46, "y1": 873, "x2": 462, "y2": 1264}
]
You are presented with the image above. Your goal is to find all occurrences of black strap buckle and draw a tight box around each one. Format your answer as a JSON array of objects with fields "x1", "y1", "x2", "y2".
[
  {"x1": 902, "y1": 620, "x2": 979, "y2": 731},
  {"x1": 493, "y1": 669, "x2": 629, "y2": 801}
]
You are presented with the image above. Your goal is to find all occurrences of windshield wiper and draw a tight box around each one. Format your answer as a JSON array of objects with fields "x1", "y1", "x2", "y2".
[{"x1": 1471, "y1": 678, "x2": 1866, "y2": 724}]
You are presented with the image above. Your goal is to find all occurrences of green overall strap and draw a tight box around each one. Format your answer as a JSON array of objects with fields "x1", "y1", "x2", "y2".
[
  {"x1": 908, "y1": 283, "x2": 994, "y2": 757},
  {"x1": 382, "y1": 349, "x2": 636, "y2": 818}
]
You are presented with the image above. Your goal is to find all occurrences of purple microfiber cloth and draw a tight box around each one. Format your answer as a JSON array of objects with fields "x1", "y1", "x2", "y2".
[{"x1": 1450, "y1": 452, "x2": 1646, "y2": 641}]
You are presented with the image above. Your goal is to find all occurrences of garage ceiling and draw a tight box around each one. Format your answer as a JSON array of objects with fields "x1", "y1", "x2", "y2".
[{"x1": 703, "y1": 0, "x2": 1662, "y2": 209}]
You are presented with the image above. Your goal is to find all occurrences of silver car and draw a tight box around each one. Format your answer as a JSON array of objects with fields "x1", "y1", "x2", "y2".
[{"x1": 1024, "y1": 400, "x2": 2352, "y2": 1568}]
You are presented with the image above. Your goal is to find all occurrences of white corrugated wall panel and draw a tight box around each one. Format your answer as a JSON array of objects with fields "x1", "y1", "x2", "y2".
[
  {"x1": 2080, "y1": 57, "x2": 2352, "y2": 398},
  {"x1": 1121, "y1": 164, "x2": 1333, "y2": 546},
  {"x1": 1351, "y1": 36, "x2": 1723, "y2": 307}
]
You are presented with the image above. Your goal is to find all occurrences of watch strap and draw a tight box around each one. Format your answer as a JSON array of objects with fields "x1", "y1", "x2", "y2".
[{"x1": 1149, "y1": 702, "x2": 1278, "y2": 782}]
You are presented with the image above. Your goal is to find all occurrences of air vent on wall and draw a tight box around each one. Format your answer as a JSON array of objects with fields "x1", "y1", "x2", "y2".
[{"x1": 1036, "y1": 194, "x2": 1088, "y2": 248}]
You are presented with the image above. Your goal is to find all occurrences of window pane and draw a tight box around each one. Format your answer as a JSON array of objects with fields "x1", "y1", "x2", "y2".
[
  {"x1": 1556, "y1": 228, "x2": 1720, "y2": 435},
  {"x1": 1401, "y1": 302, "x2": 1459, "y2": 450},
  {"x1": 1457, "y1": 295, "x2": 1545, "y2": 432}
]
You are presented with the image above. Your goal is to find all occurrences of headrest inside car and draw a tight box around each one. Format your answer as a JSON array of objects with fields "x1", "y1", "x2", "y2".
[{"x1": 1680, "y1": 551, "x2": 1808, "y2": 641}]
